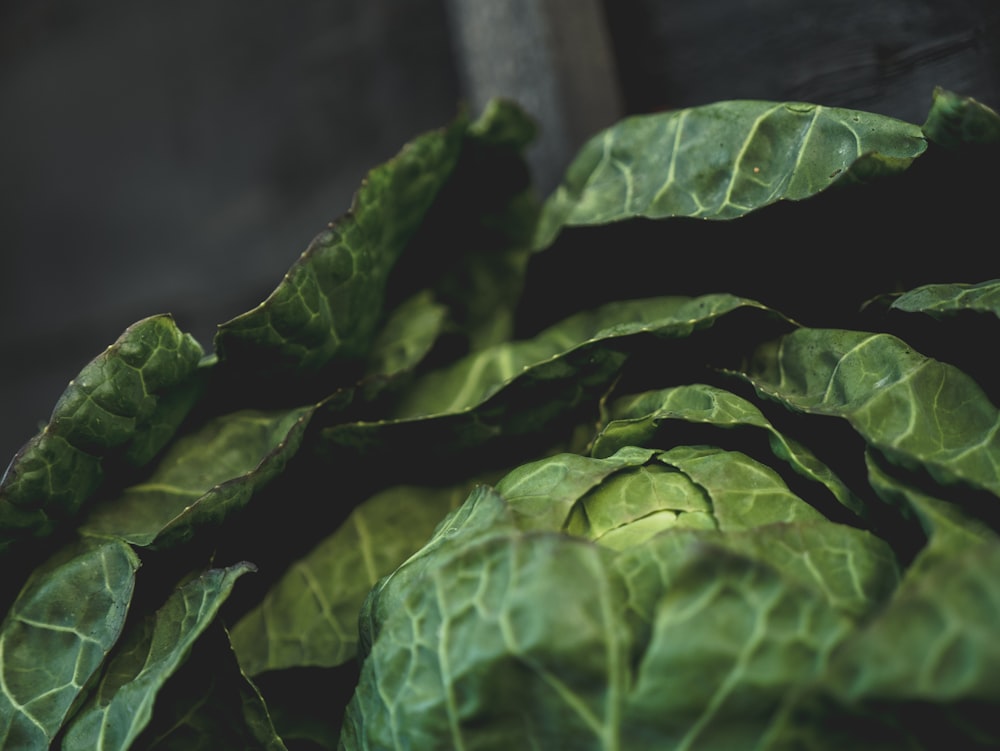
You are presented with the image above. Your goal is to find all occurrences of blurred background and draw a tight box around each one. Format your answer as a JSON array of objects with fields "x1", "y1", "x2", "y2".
[{"x1": 2, "y1": 0, "x2": 999, "y2": 464}]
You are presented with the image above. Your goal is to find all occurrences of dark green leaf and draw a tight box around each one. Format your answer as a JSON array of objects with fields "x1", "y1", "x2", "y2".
[
  {"x1": 356, "y1": 484, "x2": 518, "y2": 659},
  {"x1": 0, "y1": 316, "x2": 204, "y2": 550},
  {"x1": 386, "y1": 98, "x2": 539, "y2": 354},
  {"x1": 921, "y1": 86, "x2": 1000, "y2": 148},
  {"x1": 0, "y1": 539, "x2": 139, "y2": 749},
  {"x1": 865, "y1": 451, "x2": 999, "y2": 574},
  {"x1": 213, "y1": 112, "x2": 469, "y2": 376},
  {"x1": 535, "y1": 100, "x2": 925, "y2": 248},
  {"x1": 61, "y1": 562, "x2": 256, "y2": 751},
  {"x1": 130, "y1": 624, "x2": 287, "y2": 751}
]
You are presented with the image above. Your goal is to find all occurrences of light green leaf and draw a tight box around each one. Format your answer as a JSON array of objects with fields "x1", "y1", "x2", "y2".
[
  {"x1": 231, "y1": 483, "x2": 468, "y2": 676},
  {"x1": 622, "y1": 546, "x2": 854, "y2": 751},
  {"x1": 0, "y1": 539, "x2": 139, "y2": 749},
  {"x1": 764, "y1": 536, "x2": 1000, "y2": 750},
  {"x1": 322, "y1": 296, "x2": 773, "y2": 467},
  {"x1": 61, "y1": 562, "x2": 256, "y2": 751},
  {"x1": 593, "y1": 383, "x2": 866, "y2": 518},
  {"x1": 654, "y1": 445, "x2": 826, "y2": 530},
  {"x1": 342, "y1": 532, "x2": 630, "y2": 751},
  {"x1": 564, "y1": 460, "x2": 716, "y2": 550},
  {"x1": 535, "y1": 99, "x2": 925, "y2": 248},
  {"x1": 81, "y1": 406, "x2": 314, "y2": 549},
  {"x1": 890, "y1": 278, "x2": 1000, "y2": 320},
  {"x1": 0, "y1": 316, "x2": 204, "y2": 550},
  {"x1": 394, "y1": 295, "x2": 752, "y2": 419},
  {"x1": 495, "y1": 445, "x2": 658, "y2": 532},
  {"x1": 356, "y1": 484, "x2": 518, "y2": 659},
  {"x1": 744, "y1": 328, "x2": 1000, "y2": 498}
]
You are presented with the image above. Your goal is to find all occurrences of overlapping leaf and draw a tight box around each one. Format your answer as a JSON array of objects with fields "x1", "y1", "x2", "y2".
[
  {"x1": 213, "y1": 99, "x2": 537, "y2": 383},
  {"x1": 322, "y1": 295, "x2": 775, "y2": 463},
  {"x1": 0, "y1": 539, "x2": 140, "y2": 749},
  {"x1": 743, "y1": 328, "x2": 1000, "y2": 498},
  {"x1": 342, "y1": 530, "x2": 631, "y2": 751},
  {"x1": 592, "y1": 383, "x2": 866, "y2": 518},
  {"x1": 343, "y1": 445, "x2": 900, "y2": 750},
  {"x1": 80, "y1": 406, "x2": 315, "y2": 549},
  {"x1": 60, "y1": 562, "x2": 256, "y2": 751},
  {"x1": 763, "y1": 468, "x2": 1000, "y2": 750},
  {"x1": 230, "y1": 483, "x2": 469, "y2": 676},
  {"x1": 3, "y1": 89, "x2": 998, "y2": 750},
  {"x1": 0, "y1": 316, "x2": 204, "y2": 550},
  {"x1": 122, "y1": 623, "x2": 287, "y2": 751},
  {"x1": 534, "y1": 99, "x2": 926, "y2": 248},
  {"x1": 213, "y1": 116, "x2": 469, "y2": 377}
]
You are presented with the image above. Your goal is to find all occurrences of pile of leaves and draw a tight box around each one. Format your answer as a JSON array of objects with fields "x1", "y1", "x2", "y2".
[{"x1": 1, "y1": 87, "x2": 999, "y2": 750}]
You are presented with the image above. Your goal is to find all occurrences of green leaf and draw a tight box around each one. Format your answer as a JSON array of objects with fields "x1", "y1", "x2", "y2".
[
  {"x1": 343, "y1": 491, "x2": 892, "y2": 750},
  {"x1": 80, "y1": 406, "x2": 314, "y2": 549},
  {"x1": 593, "y1": 383, "x2": 867, "y2": 518},
  {"x1": 921, "y1": 86, "x2": 1000, "y2": 148},
  {"x1": 385, "y1": 98, "x2": 539, "y2": 354},
  {"x1": 764, "y1": 534, "x2": 1000, "y2": 749},
  {"x1": 342, "y1": 437, "x2": 900, "y2": 750},
  {"x1": 364, "y1": 290, "x2": 449, "y2": 381},
  {"x1": 0, "y1": 316, "x2": 204, "y2": 550},
  {"x1": 744, "y1": 328, "x2": 1000, "y2": 498},
  {"x1": 890, "y1": 278, "x2": 1000, "y2": 320},
  {"x1": 0, "y1": 539, "x2": 140, "y2": 749},
  {"x1": 342, "y1": 532, "x2": 630, "y2": 751},
  {"x1": 495, "y1": 445, "x2": 658, "y2": 532},
  {"x1": 230, "y1": 483, "x2": 468, "y2": 676},
  {"x1": 393, "y1": 295, "x2": 747, "y2": 419},
  {"x1": 653, "y1": 444, "x2": 827, "y2": 530},
  {"x1": 356, "y1": 484, "x2": 519, "y2": 659},
  {"x1": 322, "y1": 296, "x2": 774, "y2": 469},
  {"x1": 535, "y1": 99, "x2": 925, "y2": 248},
  {"x1": 865, "y1": 451, "x2": 999, "y2": 575},
  {"x1": 126, "y1": 624, "x2": 287, "y2": 751},
  {"x1": 621, "y1": 545, "x2": 855, "y2": 750},
  {"x1": 616, "y1": 521, "x2": 899, "y2": 628},
  {"x1": 214, "y1": 112, "x2": 470, "y2": 377},
  {"x1": 61, "y1": 561, "x2": 256, "y2": 751},
  {"x1": 829, "y1": 537, "x2": 1000, "y2": 702}
]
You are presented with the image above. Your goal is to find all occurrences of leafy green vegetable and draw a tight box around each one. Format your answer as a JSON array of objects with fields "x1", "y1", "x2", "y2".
[
  {"x1": 0, "y1": 316, "x2": 204, "y2": 551},
  {"x1": 533, "y1": 99, "x2": 926, "y2": 248},
  {"x1": 0, "y1": 539, "x2": 139, "y2": 749},
  {"x1": 3, "y1": 88, "x2": 999, "y2": 749}
]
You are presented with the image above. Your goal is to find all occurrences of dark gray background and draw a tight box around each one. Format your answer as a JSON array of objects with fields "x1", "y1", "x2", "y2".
[{"x1": 2, "y1": 0, "x2": 998, "y2": 465}]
